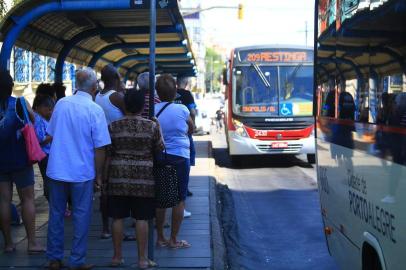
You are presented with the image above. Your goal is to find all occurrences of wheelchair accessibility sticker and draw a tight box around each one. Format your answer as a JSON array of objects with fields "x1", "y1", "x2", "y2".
[{"x1": 280, "y1": 103, "x2": 293, "y2": 116}]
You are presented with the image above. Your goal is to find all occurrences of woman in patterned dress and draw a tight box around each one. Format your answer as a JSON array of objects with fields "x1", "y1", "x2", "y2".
[{"x1": 103, "y1": 89, "x2": 164, "y2": 268}]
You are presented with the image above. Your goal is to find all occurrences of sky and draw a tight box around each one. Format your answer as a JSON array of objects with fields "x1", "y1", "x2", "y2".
[{"x1": 186, "y1": 0, "x2": 315, "y2": 51}]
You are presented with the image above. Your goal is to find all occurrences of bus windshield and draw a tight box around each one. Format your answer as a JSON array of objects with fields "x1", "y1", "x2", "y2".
[{"x1": 233, "y1": 65, "x2": 313, "y2": 117}]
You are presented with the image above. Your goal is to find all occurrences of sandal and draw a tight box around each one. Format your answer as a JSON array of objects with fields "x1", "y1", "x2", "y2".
[
  {"x1": 27, "y1": 247, "x2": 46, "y2": 255},
  {"x1": 100, "y1": 233, "x2": 112, "y2": 239},
  {"x1": 138, "y1": 259, "x2": 157, "y2": 269},
  {"x1": 156, "y1": 240, "x2": 168, "y2": 247},
  {"x1": 110, "y1": 259, "x2": 125, "y2": 267},
  {"x1": 123, "y1": 235, "x2": 136, "y2": 241},
  {"x1": 169, "y1": 240, "x2": 191, "y2": 249},
  {"x1": 3, "y1": 246, "x2": 16, "y2": 254}
]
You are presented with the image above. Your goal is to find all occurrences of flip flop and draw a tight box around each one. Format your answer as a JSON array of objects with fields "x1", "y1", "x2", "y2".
[
  {"x1": 169, "y1": 240, "x2": 191, "y2": 249},
  {"x1": 100, "y1": 233, "x2": 112, "y2": 239},
  {"x1": 27, "y1": 248, "x2": 45, "y2": 255},
  {"x1": 110, "y1": 259, "x2": 125, "y2": 267},
  {"x1": 138, "y1": 259, "x2": 157, "y2": 269},
  {"x1": 123, "y1": 235, "x2": 136, "y2": 241},
  {"x1": 155, "y1": 240, "x2": 168, "y2": 247}
]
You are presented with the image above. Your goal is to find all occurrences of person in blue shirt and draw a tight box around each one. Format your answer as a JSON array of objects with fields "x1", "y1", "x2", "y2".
[
  {"x1": 33, "y1": 94, "x2": 55, "y2": 202},
  {"x1": 155, "y1": 74, "x2": 194, "y2": 249},
  {"x1": 0, "y1": 71, "x2": 44, "y2": 254},
  {"x1": 46, "y1": 68, "x2": 111, "y2": 270},
  {"x1": 175, "y1": 77, "x2": 195, "y2": 218}
]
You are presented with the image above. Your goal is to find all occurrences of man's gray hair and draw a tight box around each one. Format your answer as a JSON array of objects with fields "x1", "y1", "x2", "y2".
[
  {"x1": 176, "y1": 76, "x2": 190, "y2": 89},
  {"x1": 137, "y1": 72, "x2": 150, "y2": 90},
  {"x1": 75, "y1": 67, "x2": 97, "y2": 92}
]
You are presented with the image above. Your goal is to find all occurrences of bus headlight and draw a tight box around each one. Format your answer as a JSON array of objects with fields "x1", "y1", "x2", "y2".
[{"x1": 233, "y1": 119, "x2": 248, "y2": 137}]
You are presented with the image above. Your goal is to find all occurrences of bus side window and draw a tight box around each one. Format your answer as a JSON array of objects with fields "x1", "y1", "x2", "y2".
[
  {"x1": 338, "y1": 92, "x2": 355, "y2": 120},
  {"x1": 389, "y1": 93, "x2": 406, "y2": 127},
  {"x1": 359, "y1": 107, "x2": 369, "y2": 122},
  {"x1": 322, "y1": 90, "x2": 336, "y2": 117}
]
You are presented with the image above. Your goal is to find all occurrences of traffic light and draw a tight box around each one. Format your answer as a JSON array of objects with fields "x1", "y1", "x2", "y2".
[{"x1": 238, "y1": 3, "x2": 244, "y2": 20}]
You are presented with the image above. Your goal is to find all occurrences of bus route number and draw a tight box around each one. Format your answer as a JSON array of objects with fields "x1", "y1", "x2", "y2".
[{"x1": 246, "y1": 52, "x2": 308, "y2": 63}]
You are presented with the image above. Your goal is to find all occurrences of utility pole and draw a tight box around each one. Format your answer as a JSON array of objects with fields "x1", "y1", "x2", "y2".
[
  {"x1": 210, "y1": 56, "x2": 213, "y2": 92},
  {"x1": 305, "y1": 21, "x2": 308, "y2": 47},
  {"x1": 181, "y1": 5, "x2": 242, "y2": 18}
]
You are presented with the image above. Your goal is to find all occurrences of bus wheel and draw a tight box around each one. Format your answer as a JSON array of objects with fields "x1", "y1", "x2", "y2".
[
  {"x1": 307, "y1": 154, "x2": 316, "y2": 164},
  {"x1": 230, "y1": 155, "x2": 242, "y2": 167},
  {"x1": 362, "y1": 244, "x2": 382, "y2": 270}
]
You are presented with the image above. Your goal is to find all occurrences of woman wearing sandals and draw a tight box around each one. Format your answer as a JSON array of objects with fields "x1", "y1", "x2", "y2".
[
  {"x1": 103, "y1": 89, "x2": 164, "y2": 268},
  {"x1": 0, "y1": 71, "x2": 44, "y2": 254},
  {"x1": 154, "y1": 74, "x2": 194, "y2": 249}
]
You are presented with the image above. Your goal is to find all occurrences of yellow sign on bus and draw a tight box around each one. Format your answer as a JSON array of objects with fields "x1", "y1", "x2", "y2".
[{"x1": 246, "y1": 52, "x2": 308, "y2": 63}]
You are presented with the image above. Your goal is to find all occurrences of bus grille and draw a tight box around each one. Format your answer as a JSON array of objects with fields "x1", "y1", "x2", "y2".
[
  {"x1": 243, "y1": 120, "x2": 312, "y2": 130},
  {"x1": 256, "y1": 143, "x2": 303, "y2": 153}
]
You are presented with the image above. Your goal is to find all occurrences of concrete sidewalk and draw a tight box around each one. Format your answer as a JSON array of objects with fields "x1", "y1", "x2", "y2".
[{"x1": 0, "y1": 139, "x2": 216, "y2": 270}]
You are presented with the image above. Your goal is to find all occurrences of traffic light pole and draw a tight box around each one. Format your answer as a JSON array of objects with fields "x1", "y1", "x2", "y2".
[
  {"x1": 148, "y1": 0, "x2": 156, "y2": 261},
  {"x1": 182, "y1": 5, "x2": 240, "y2": 17}
]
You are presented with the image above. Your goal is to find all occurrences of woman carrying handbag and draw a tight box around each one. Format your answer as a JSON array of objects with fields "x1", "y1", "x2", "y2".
[
  {"x1": 104, "y1": 89, "x2": 164, "y2": 268},
  {"x1": 154, "y1": 74, "x2": 194, "y2": 249},
  {"x1": 0, "y1": 71, "x2": 44, "y2": 254}
]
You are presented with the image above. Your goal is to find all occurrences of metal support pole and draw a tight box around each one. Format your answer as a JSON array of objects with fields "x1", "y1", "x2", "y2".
[
  {"x1": 369, "y1": 68, "x2": 379, "y2": 123},
  {"x1": 313, "y1": 0, "x2": 319, "y2": 118},
  {"x1": 148, "y1": 0, "x2": 157, "y2": 261}
]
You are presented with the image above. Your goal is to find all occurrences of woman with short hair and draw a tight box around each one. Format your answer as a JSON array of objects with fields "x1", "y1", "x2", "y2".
[
  {"x1": 154, "y1": 74, "x2": 194, "y2": 249},
  {"x1": 104, "y1": 88, "x2": 164, "y2": 268}
]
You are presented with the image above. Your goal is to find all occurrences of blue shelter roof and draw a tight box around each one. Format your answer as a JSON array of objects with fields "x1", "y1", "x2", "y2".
[{"x1": 0, "y1": 0, "x2": 197, "y2": 80}]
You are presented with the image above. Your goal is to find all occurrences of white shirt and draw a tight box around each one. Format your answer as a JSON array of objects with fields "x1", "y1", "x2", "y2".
[
  {"x1": 95, "y1": 90, "x2": 124, "y2": 124},
  {"x1": 155, "y1": 102, "x2": 190, "y2": 159},
  {"x1": 46, "y1": 91, "x2": 111, "y2": 182}
]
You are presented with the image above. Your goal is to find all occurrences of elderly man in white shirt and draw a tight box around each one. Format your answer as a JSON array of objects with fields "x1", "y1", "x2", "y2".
[{"x1": 45, "y1": 68, "x2": 111, "y2": 270}]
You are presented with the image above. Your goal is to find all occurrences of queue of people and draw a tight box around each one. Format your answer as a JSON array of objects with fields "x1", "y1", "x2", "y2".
[{"x1": 0, "y1": 66, "x2": 196, "y2": 270}]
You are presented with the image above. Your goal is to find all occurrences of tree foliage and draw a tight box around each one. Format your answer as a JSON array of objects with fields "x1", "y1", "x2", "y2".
[
  {"x1": 13, "y1": 0, "x2": 23, "y2": 6},
  {"x1": 1, "y1": 0, "x2": 23, "y2": 20},
  {"x1": 205, "y1": 47, "x2": 224, "y2": 93},
  {"x1": 0, "y1": 1, "x2": 8, "y2": 20}
]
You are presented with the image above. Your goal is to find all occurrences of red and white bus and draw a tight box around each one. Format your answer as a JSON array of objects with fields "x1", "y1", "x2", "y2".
[{"x1": 223, "y1": 45, "x2": 316, "y2": 164}]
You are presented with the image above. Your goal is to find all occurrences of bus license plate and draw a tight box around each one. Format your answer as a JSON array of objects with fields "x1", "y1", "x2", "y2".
[{"x1": 271, "y1": 142, "x2": 288, "y2": 149}]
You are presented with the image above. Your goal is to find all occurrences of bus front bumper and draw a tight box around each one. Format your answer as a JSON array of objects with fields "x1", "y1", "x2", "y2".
[{"x1": 228, "y1": 131, "x2": 315, "y2": 156}]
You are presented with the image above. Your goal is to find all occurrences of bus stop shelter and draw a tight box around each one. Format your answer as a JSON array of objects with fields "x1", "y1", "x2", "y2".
[
  {"x1": 0, "y1": 0, "x2": 197, "y2": 85},
  {"x1": 0, "y1": 0, "x2": 197, "y2": 264},
  {"x1": 316, "y1": 0, "x2": 406, "y2": 120}
]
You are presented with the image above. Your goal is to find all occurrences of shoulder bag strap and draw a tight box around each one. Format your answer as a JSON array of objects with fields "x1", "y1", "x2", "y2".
[
  {"x1": 19, "y1": 97, "x2": 30, "y2": 124},
  {"x1": 156, "y1": 102, "x2": 172, "y2": 118},
  {"x1": 155, "y1": 102, "x2": 172, "y2": 163}
]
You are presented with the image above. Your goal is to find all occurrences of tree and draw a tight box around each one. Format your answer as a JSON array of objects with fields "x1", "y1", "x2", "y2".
[
  {"x1": 0, "y1": 1, "x2": 8, "y2": 20},
  {"x1": 1, "y1": 0, "x2": 23, "y2": 20},
  {"x1": 13, "y1": 0, "x2": 23, "y2": 6},
  {"x1": 205, "y1": 47, "x2": 224, "y2": 93}
]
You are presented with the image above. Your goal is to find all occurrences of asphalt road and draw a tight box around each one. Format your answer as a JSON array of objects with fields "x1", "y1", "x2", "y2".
[{"x1": 210, "y1": 129, "x2": 339, "y2": 270}]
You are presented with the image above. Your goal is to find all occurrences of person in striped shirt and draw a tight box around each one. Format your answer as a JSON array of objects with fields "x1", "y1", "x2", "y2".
[{"x1": 136, "y1": 72, "x2": 161, "y2": 119}]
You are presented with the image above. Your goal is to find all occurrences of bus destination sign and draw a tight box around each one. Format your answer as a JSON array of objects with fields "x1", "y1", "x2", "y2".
[{"x1": 239, "y1": 49, "x2": 313, "y2": 63}]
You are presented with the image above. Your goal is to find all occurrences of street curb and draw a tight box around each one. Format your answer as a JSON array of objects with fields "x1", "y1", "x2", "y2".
[{"x1": 207, "y1": 141, "x2": 226, "y2": 270}]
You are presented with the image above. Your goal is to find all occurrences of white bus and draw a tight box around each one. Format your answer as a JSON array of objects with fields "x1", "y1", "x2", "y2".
[
  {"x1": 315, "y1": 0, "x2": 406, "y2": 269},
  {"x1": 223, "y1": 45, "x2": 316, "y2": 164}
]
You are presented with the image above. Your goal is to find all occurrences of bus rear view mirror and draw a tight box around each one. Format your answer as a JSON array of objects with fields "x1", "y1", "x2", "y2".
[{"x1": 222, "y1": 68, "x2": 228, "y2": 85}]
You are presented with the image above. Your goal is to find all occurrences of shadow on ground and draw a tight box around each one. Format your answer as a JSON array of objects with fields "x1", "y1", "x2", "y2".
[{"x1": 212, "y1": 147, "x2": 314, "y2": 170}]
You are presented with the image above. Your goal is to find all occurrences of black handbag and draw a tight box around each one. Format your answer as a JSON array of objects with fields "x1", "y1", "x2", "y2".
[
  {"x1": 153, "y1": 102, "x2": 181, "y2": 208},
  {"x1": 154, "y1": 157, "x2": 180, "y2": 209}
]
